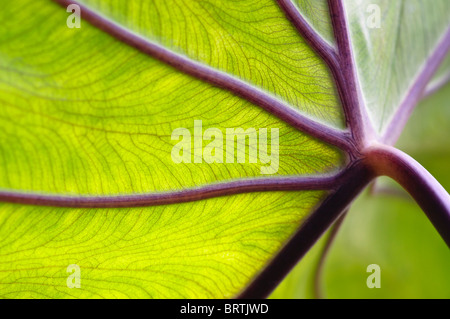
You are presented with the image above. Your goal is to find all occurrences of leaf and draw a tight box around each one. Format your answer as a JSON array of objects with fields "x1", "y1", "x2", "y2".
[
  {"x1": 75, "y1": 0, "x2": 345, "y2": 127},
  {"x1": 271, "y1": 83, "x2": 450, "y2": 299},
  {"x1": 0, "y1": 0, "x2": 449, "y2": 299},
  {"x1": 0, "y1": 0, "x2": 343, "y2": 298}
]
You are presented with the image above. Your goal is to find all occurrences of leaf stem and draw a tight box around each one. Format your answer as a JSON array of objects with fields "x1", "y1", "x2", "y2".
[
  {"x1": 0, "y1": 174, "x2": 342, "y2": 208},
  {"x1": 368, "y1": 180, "x2": 411, "y2": 200},
  {"x1": 365, "y1": 144, "x2": 450, "y2": 247}
]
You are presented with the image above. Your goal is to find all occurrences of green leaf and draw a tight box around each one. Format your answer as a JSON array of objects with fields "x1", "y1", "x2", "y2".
[
  {"x1": 0, "y1": 0, "x2": 343, "y2": 298},
  {"x1": 271, "y1": 83, "x2": 450, "y2": 299},
  {"x1": 426, "y1": 54, "x2": 450, "y2": 93},
  {"x1": 292, "y1": 0, "x2": 335, "y2": 45},
  {"x1": 0, "y1": 191, "x2": 323, "y2": 298},
  {"x1": 76, "y1": 0, "x2": 345, "y2": 128},
  {"x1": 0, "y1": 0, "x2": 343, "y2": 195}
]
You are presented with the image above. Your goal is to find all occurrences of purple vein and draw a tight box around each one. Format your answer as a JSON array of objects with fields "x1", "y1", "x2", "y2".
[
  {"x1": 53, "y1": 0, "x2": 353, "y2": 152},
  {"x1": 383, "y1": 26, "x2": 450, "y2": 145},
  {"x1": 276, "y1": 0, "x2": 339, "y2": 72},
  {"x1": 327, "y1": 0, "x2": 376, "y2": 146},
  {"x1": 0, "y1": 174, "x2": 342, "y2": 208},
  {"x1": 277, "y1": 0, "x2": 372, "y2": 148},
  {"x1": 365, "y1": 144, "x2": 450, "y2": 247}
]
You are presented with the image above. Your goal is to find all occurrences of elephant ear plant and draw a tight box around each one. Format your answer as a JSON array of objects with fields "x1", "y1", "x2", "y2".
[{"x1": 0, "y1": 0, "x2": 449, "y2": 298}]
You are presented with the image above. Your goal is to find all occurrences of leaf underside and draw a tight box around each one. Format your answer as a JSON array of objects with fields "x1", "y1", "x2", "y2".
[{"x1": 0, "y1": 0, "x2": 448, "y2": 298}]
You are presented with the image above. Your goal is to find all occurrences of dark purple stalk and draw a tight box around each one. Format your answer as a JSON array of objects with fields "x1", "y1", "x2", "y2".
[{"x1": 0, "y1": 174, "x2": 340, "y2": 208}]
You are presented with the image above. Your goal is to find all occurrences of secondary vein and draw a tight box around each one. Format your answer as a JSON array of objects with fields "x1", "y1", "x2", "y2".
[{"x1": 53, "y1": 0, "x2": 354, "y2": 152}]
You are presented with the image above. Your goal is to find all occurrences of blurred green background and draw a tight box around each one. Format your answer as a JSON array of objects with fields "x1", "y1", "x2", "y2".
[{"x1": 271, "y1": 83, "x2": 450, "y2": 299}]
